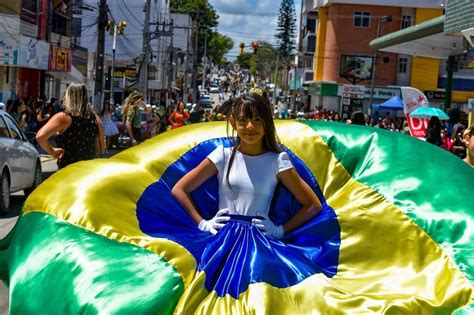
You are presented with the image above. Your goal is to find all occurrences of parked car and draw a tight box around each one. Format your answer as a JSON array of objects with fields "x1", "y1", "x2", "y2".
[
  {"x1": 198, "y1": 95, "x2": 214, "y2": 109},
  {"x1": 209, "y1": 84, "x2": 220, "y2": 93},
  {"x1": 0, "y1": 110, "x2": 42, "y2": 214}
]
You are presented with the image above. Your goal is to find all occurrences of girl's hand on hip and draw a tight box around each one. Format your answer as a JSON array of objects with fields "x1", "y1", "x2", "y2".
[
  {"x1": 52, "y1": 147, "x2": 64, "y2": 159},
  {"x1": 198, "y1": 209, "x2": 231, "y2": 234},
  {"x1": 252, "y1": 212, "x2": 284, "y2": 239}
]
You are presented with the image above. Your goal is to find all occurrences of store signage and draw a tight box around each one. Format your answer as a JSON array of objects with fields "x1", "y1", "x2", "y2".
[
  {"x1": 18, "y1": 36, "x2": 49, "y2": 70},
  {"x1": 424, "y1": 90, "x2": 446, "y2": 100},
  {"x1": 49, "y1": 44, "x2": 72, "y2": 71}
]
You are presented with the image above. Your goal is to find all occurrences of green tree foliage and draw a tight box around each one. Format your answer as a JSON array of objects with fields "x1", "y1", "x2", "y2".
[
  {"x1": 236, "y1": 52, "x2": 253, "y2": 70},
  {"x1": 207, "y1": 32, "x2": 234, "y2": 66},
  {"x1": 170, "y1": 0, "x2": 218, "y2": 29},
  {"x1": 235, "y1": 42, "x2": 282, "y2": 80},
  {"x1": 275, "y1": 0, "x2": 297, "y2": 58},
  {"x1": 171, "y1": 0, "x2": 231, "y2": 64}
]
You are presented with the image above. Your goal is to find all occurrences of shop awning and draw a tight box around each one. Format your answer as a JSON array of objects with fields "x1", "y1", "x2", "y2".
[
  {"x1": 369, "y1": 15, "x2": 465, "y2": 59},
  {"x1": 47, "y1": 65, "x2": 85, "y2": 84}
]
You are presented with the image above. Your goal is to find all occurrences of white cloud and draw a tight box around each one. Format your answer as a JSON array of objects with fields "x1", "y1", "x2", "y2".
[
  {"x1": 80, "y1": 0, "x2": 301, "y2": 61},
  {"x1": 209, "y1": 0, "x2": 301, "y2": 60}
]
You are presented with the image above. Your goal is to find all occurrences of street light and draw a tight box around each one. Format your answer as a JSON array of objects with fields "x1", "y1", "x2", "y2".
[{"x1": 369, "y1": 15, "x2": 392, "y2": 111}]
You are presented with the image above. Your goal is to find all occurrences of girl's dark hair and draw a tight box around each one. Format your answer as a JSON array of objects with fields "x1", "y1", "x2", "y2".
[
  {"x1": 101, "y1": 100, "x2": 111, "y2": 116},
  {"x1": 225, "y1": 91, "x2": 281, "y2": 188}
]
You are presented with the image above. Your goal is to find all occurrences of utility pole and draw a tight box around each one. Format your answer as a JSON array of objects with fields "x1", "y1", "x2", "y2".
[
  {"x1": 138, "y1": 0, "x2": 151, "y2": 102},
  {"x1": 110, "y1": 23, "x2": 117, "y2": 104},
  {"x1": 202, "y1": 30, "x2": 208, "y2": 89},
  {"x1": 93, "y1": 0, "x2": 107, "y2": 113},
  {"x1": 191, "y1": 21, "x2": 199, "y2": 105},
  {"x1": 273, "y1": 53, "x2": 279, "y2": 106},
  {"x1": 168, "y1": 20, "x2": 174, "y2": 106},
  {"x1": 369, "y1": 15, "x2": 392, "y2": 110}
]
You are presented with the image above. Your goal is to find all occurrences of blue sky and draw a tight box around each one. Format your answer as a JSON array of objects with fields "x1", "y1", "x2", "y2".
[
  {"x1": 210, "y1": 0, "x2": 302, "y2": 59},
  {"x1": 81, "y1": 0, "x2": 301, "y2": 61}
]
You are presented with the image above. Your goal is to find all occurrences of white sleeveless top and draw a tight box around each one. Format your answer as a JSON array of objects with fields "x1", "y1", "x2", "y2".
[{"x1": 207, "y1": 145, "x2": 294, "y2": 216}]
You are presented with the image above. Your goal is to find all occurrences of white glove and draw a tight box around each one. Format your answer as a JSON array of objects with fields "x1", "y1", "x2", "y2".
[
  {"x1": 252, "y1": 212, "x2": 284, "y2": 239},
  {"x1": 198, "y1": 209, "x2": 230, "y2": 235}
]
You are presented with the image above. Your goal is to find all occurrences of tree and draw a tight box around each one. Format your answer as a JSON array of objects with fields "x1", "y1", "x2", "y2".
[
  {"x1": 236, "y1": 52, "x2": 253, "y2": 70},
  {"x1": 275, "y1": 0, "x2": 297, "y2": 58},
  {"x1": 170, "y1": 0, "x2": 219, "y2": 63},
  {"x1": 207, "y1": 32, "x2": 234, "y2": 66}
]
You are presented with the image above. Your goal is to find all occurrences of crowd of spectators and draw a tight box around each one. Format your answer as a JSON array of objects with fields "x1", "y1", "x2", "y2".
[{"x1": 1, "y1": 95, "x2": 470, "y2": 165}]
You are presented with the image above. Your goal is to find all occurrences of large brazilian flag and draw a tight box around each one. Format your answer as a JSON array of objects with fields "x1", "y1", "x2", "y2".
[{"x1": 0, "y1": 121, "x2": 472, "y2": 314}]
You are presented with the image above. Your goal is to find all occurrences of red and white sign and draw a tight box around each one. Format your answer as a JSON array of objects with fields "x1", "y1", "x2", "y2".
[{"x1": 401, "y1": 87, "x2": 430, "y2": 139}]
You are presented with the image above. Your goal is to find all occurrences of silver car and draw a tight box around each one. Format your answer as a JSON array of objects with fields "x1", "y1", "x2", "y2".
[{"x1": 0, "y1": 110, "x2": 42, "y2": 214}]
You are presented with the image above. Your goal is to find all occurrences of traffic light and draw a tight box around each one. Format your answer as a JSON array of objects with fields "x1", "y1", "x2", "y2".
[
  {"x1": 251, "y1": 41, "x2": 259, "y2": 54},
  {"x1": 239, "y1": 42, "x2": 245, "y2": 54},
  {"x1": 117, "y1": 21, "x2": 127, "y2": 35},
  {"x1": 106, "y1": 21, "x2": 115, "y2": 35}
]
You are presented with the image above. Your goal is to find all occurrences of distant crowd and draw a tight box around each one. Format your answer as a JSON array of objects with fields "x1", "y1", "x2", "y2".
[{"x1": 1, "y1": 94, "x2": 471, "y2": 166}]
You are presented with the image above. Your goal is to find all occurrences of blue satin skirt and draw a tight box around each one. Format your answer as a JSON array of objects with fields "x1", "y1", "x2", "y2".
[{"x1": 137, "y1": 138, "x2": 341, "y2": 299}]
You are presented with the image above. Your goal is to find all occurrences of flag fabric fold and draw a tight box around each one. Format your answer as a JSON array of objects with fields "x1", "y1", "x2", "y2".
[{"x1": 0, "y1": 120, "x2": 472, "y2": 314}]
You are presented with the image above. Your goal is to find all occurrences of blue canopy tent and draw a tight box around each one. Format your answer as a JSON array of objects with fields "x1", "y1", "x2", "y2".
[{"x1": 372, "y1": 96, "x2": 404, "y2": 110}]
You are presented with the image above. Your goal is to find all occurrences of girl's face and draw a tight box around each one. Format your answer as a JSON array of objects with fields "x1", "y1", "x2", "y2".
[{"x1": 231, "y1": 109, "x2": 265, "y2": 147}]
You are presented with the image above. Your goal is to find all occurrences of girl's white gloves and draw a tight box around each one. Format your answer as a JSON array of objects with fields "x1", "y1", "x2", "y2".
[
  {"x1": 198, "y1": 209, "x2": 230, "y2": 234},
  {"x1": 252, "y1": 212, "x2": 284, "y2": 239}
]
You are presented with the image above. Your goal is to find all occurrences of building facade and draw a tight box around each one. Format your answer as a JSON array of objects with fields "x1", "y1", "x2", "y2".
[{"x1": 306, "y1": 0, "x2": 474, "y2": 116}]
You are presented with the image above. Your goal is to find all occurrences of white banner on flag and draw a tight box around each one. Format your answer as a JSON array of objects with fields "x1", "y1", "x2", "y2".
[{"x1": 400, "y1": 87, "x2": 430, "y2": 139}]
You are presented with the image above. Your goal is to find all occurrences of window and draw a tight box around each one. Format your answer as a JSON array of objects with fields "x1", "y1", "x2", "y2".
[
  {"x1": 398, "y1": 57, "x2": 408, "y2": 74},
  {"x1": 354, "y1": 11, "x2": 371, "y2": 28},
  {"x1": 0, "y1": 117, "x2": 10, "y2": 138},
  {"x1": 3, "y1": 116, "x2": 23, "y2": 140},
  {"x1": 21, "y1": 0, "x2": 38, "y2": 24},
  {"x1": 401, "y1": 15, "x2": 411, "y2": 29}
]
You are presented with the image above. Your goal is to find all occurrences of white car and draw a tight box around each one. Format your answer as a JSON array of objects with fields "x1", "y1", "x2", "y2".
[
  {"x1": 209, "y1": 85, "x2": 220, "y2": 93},
  {"x1": 0, "y1": 110, "x2": 42, "y2": 214},
  {"x1": 198, "y1": 95, "x2": 214, "y2": 108}
]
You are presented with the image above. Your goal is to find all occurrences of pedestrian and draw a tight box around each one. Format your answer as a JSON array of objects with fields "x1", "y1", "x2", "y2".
[
  {"x1": 350, "y1": 111, "x2": 366, "y2": 126},
  {"x1": 462, "y1": 125, "x2": 473, "y2": 167},
  {"x1": 450, "y1": 125, "x2": 466, "y2": 159},
  {"x1": 122, "y1": 90, "x2": 143, "y2": 146},
  {"x1": 425, "y1": 116, "x2": 442, "y2": 146},
  {"x1": 10, "y1": 99, "x2": 28, "y2": 130},
  {"x1": 101, "y1": 100, "x2": 119, "y2": 152},
  {"x1": 168, "y1": 101, "x2": 190, "y2": 129},
  {"x1": 36, "y1": 82, "x2": 105, "y2": 169}
]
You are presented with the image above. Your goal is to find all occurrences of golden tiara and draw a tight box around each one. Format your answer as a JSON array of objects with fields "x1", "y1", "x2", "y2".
[{"x1": 249, "y1": 87, "x2": 264, "y2": 96}]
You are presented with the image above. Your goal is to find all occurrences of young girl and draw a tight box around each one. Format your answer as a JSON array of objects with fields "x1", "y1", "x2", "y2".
[
  {"x1": 172, "y1": 89, "x2": 322, "y2": 239},
  {"x1": 168, "y1": 101, "x2": 190, "y2": 129},
  {"x1": 122, "y1": 90, "x2": 143, "y2": 146},
  {"x1": 101, "y1": 100, "x2": 119, "y2": 152},
  {"x1": 138, "y1": 89, "x2": 339, "y2": 312}
]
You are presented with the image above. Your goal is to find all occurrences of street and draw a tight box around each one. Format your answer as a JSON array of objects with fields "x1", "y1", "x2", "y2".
[{"x1": 0, "y1": 156, "x2": 58, "y2": 314}]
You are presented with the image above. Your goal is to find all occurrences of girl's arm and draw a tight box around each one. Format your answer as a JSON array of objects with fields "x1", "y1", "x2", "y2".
[
  {"x1": 36, "y1": 113, "x2": 69, "y2": 159},
  {"x1": 171, "y1": 158, "x2": 218, "y2": 224},
  {"x1": 277, "y1": 168, "x2": 322, "y2": 234},
  {"x1": 183, "y1": 110, "x2": 190, "y2": 119},
  {"x1": 95, "y1": 115, "x2": 105, "y2": 155},
  {"x1": 168, "y1": 111, "x2": 176, "y2": 126}
]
